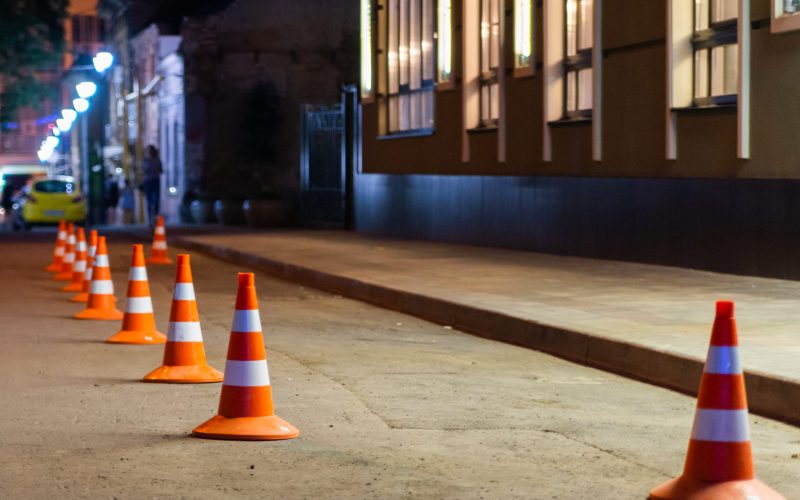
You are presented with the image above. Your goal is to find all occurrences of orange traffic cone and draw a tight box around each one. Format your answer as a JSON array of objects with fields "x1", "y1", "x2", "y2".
[
  {"x1": 54, "y1": 223, "x2": 75, "y2": 280},
  {"x1": 143, "y1": 254, "x2": 222, "y2": 383},
  {"x1": 62, "y1": 227, "x2": 87, "y2": 292},
  {"x1": 146, "y1": 215, "x2": 172, "y2": 264},
  {"x1": 106, "y1": 244, "x2": 166, "y2": 344},
  {"x1": 74, "y1": 236, "x2": 124, "y2": 321},
  {"x1": 45, "y1": 220, "x2": 67, "y2": 272},
  {"x1": 70, "y1": 229, "x2": 97, "y2": 303},
  {"x1": 649, "y1": 301, "x2": 785, "y2": 500},
  {"x1": 193, "y1": 272, "x2": 299, "y2": 440}
]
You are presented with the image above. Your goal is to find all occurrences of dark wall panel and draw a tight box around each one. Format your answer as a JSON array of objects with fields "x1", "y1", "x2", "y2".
[{"x1": 355, "y1": 172, "x2": 800, "y2": 280}]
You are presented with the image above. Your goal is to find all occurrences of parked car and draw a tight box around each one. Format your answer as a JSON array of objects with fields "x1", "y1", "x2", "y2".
[{"x1": 11, "y1": 176, "x2": 86, "y2": 230}]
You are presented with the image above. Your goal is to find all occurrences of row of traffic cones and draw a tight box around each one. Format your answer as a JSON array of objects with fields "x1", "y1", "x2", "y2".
[
  {"x1": 42, "y1": 221, "x2": 789, "y2": 493},
  {"x1": 45, "y1": 217, "x2": 298, "y2": 441}
]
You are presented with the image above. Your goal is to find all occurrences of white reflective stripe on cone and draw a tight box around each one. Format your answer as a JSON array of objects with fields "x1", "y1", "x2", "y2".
[
  {"x1": 173, "y1": 283, "x2": 195, "y2": 300},
  {"x1": 88, "y1": 246, "x2": 96, "y2": 258},
  {"x1": 55, "y1": 247, "x2": 65, "y2": 256},
  {"x1": 85, "y1": 268, "x2": 93, "y2": 281},
  {"x1": 90, "y1": 280, "x2": 114, "y2": 295},
  {"x1": 223, "y1": 359, "x2": 270, "y2": 387},
  {"x1": 155, "y1": 226, "x2": 165, "y2": 235},
  {"x1": 77, "y1": 242, "x2": 86, "y2": 251},
  {"x1": 128, "y1": 266, "x2": 148, "y2": 281},
  {"x1": 126, "y1": 297, "x2": 154, "y2": 313},
  {"x1": 63, "y1": 254, "x2": 75, "y2": 263},
  {"x1": 152, "y1": 241, "x2": 167, "y2": 250},
  {"x1": 231, "y1": 309, "x2": 261, "y2": 332},
  {"x1": 94, "y1": 254, "x2": 109, "y2": 267},
  {"x1": 704, "y1": 346, "x2": 742, "y2": 375},
  {"x1": 690, "y1": 409, "x2": 750, "y2": 442},
  {"x1": 58, "y1": 231, "x2": 66, "y2": 238},
  {"x1": 74, "y1": 261, "x2": 86, "y2": 272},
  {"x1": 68, "y1": 236, "x2": 75, "y2": 244},
  {"x1": 167, "y1": 321, "x2": 203, "y2": 342}
]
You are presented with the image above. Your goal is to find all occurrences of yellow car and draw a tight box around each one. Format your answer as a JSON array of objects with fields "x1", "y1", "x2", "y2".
[{"x1": 13, "y1": 176, "x2": 86, "y2": 230}]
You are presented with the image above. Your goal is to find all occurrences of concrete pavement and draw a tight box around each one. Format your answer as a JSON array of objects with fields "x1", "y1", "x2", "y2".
[
  {"x1": 172, "y1": 230, "x2": 800, "y2": 425},
  {"x1": 2, "y1": 235, "x2": 799, "y2": 498}
]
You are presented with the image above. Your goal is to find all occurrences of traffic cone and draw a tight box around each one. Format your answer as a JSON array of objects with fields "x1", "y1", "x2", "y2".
[
  {"x1": 106, "y1": 244, "x2": 166, "y2": 344},
  {"x1": 143, "y1": 254, "x2": 222, "y2": 383},
  {"x1": 74, "y1": 236, "x2": 123, "y2": 321},
  {"x1": 54, "y1": 223, "x2": 75, "y2": 280},
  {"x1": 193, "y1": 272, "x2": 299, "y2": 440},
  {"x1": 45, "y1": 220, "x2": 67, "y2": 272},
  {"x1": 146, "y1": 215, "x2": 172, "y2": 264},
  {"x1": 62, "y1": 227, "x2": 87, "y2": 292},
  {"x1": 649, "y1": 301, "x2": 785, "y2": 500},
  {"x1": 70, "y1": 229, "x2": 97, "y2": 303}
]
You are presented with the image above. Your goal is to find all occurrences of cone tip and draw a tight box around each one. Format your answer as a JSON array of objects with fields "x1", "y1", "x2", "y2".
[
  {"x1": 716, "y1": 300, "x2": 734, "y2": 318},
  {"x1": 177, "y1": 253, "x2": 190, "y2": 265},
  {"x1": 238, "y1": 272, "x2": 255, "y2": 287}
]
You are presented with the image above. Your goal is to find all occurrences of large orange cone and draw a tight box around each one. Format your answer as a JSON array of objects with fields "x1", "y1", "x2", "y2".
[
  {"x1": 45, "y1": 220, "x2": 67, "y2": 272},
  {"x1": 143, "y1": 254, "x2": 222, "y2": 383},
  {"x1": 70, "y1": 230, "x2": 97, "y2": 303},
  {"x1": 74, "y1": 236, "x2": 123, "y2": 320},
  {"x1": 107, "y1": 244, "x2": 166, "y2": 344},
  {"x1": 146, "y1": 215, "x2": 172, "y2": 264},
  {"x1": 54, "y1": 223, "x2": 75, "y2": 280},
  {"x1": 649, "y1": 301, "x2": 785, "y2": 500},
  {"x1": 193, "y1": 273, "x2": 299, "y2": 440},
  {"x1": 62, "y1": 228, "x2": 87, "y2": 292}
]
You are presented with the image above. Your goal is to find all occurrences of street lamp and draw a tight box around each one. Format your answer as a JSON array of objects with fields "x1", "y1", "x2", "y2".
[
  {"x1": 73, "y1": 97, "x2": 89, "y2": 113},
  {"x1": 62, "y1": 108, "x2": 78, "y2": 123},
  {"x1": 45, "y1": 136, "x2": 60, "y2": 148},
  {"x1": 56, "y1": 118, "x2": 72, "y2": 133},
  {"x1": 92, "y1": 52, "x2": 114, "y2": 73},
  {"x1": 75, "y1": 81, "x2": 98, "y2": 99}
]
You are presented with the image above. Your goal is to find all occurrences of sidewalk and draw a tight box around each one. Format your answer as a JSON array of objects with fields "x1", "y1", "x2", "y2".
[{"x1": 171, "y1": 229, "x2": 800, "y2": 425}]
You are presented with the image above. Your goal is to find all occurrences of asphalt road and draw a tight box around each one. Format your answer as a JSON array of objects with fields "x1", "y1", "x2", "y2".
[{"x1": 0, "y1": 234, "x2": 798, "y2": 499}]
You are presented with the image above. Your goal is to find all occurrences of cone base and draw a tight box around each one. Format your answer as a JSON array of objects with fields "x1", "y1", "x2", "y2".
[
  {"x1": 649, "y1": 476, "x2": 785, "y2": 500},
  {"x1": 73, "y1": 307, "x2": 124, "y2": 320},
  {"x1": 62, "y1": 282, "x2": 83, "y2": 292},
  {"x1": 106, "y1": 329, "x2": 167, "y2": 345},
  {"x1": 192, "y1": 414, "x2": 299, "y2": 441},
  {"x1": 45, "y1": 263, "x2": 61, "y2": 272},
  {"x1": 142, "y1": 364, "x2": 223, "y2": 383},
  {"x1": 146, "y1": 256, "x2": 172, "y2": 265},
  {"x1": 54, "y1": 272, "x2": 72, "y2": 281},
  {"x1": 70, "y1": 292, "x2": 88, "y2": 303}
]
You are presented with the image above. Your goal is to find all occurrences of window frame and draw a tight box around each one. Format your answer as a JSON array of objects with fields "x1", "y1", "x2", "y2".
[
  {"x1": 383, "y1": 0, "x2": 437, "y2": 135},
  {"x1": 478, "y1": 0, "x2": 502, "y2": 128},
  {"x1": 691, "y1": 0, "x2": 738, "y2": 107},
  {"x1": 513, "y1": 0, "x2": 535, "y2": 77},
  {"x1": 562, "y1": 0, "x2": 592, "y2": 119}
]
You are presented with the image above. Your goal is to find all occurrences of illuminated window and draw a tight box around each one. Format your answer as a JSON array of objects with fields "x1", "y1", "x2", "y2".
[
  {"x1": 437, "y1": 0, "x2": 452, "y2": 83},
  {"x1": 361, "y1": 0, "x2": 373, "y2": 98},
  {"x1": 387, "y1": 0, "x2": 436, "y2": 132},
  {"x1": 772, "y1": 0, "x2": 800, "y2": 32},
  {"x1": 564, "y1": 0, "x2": 592, "y2": 118},
  {"x1": 514, "y1": 0, "x2": 533, "y2": 70},
  {"x1": 480, "y1": 0, "x2": 501, "y2": 127},
  {"x1": 692, "y1": 0, "x2": 738, "y2": 106}
]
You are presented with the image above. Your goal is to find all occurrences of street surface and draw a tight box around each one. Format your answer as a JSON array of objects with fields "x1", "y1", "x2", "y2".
[{"x1": 0, "y1": 233, "x2": 798, "y2": 499}]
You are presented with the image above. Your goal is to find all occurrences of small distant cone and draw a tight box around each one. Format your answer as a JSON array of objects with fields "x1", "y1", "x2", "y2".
[
  {"x1": 74, "y1": 236, "x2": 123, "y2": 321},
  {"x1": 54, "y1": 223, "x2": 75, "y2": 280},
  {"x1": 648, "y1": 301, "x2": 785, "y2": 500},
  {"x1": 143, "y1": 254, "x2": 222, "y2": 383},
  {"x1": 62, "y1": 228, "x2": 87, "y2": 292},
  {"x1": 106, "y1": 244, "x2": 166, "y2": 344},
  {"x1": 146, "y1": 215, "x2": 172, "y2": 264},
  {"x1": 45, "y1": 220, "x2": 67, "y2": 272},
  {"x1": 193, "y1": 272, "x2": 299, "y2": 441},
  {"x1": 70, "y1": 230, "x2": 97, "y2": 303}
]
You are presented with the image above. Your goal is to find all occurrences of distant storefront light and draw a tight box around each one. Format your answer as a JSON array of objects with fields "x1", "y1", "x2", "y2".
[
  {"x1": 360, "y1": 0, "x2": 373, "y2": 98},
  {"x1": 62, "y1": 109, "x2": 78, "y2": 123},
  {"x1": 93, "y1": 51, "x2": 114, "y2": 73},
  {"x1": 437, "y1": 0, "x2": 453, "y2": 83},
  {"x1": 514, "y1": 0, "x2": 533, "y2": 68},
  {"x1": 76, "y1": 81, "x2": 98, "y2": 99},
  {"x1": 73, "y1": 98, "x2": 90, "y2": 113}
]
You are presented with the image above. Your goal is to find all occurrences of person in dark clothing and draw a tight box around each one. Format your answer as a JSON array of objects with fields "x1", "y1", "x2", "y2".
[
  {"x1": 105, "y1": 176, "x2": 120, "y2": 224},
  {"x1": 141, "y1": 145, "x2": 163, "y2": 225}
]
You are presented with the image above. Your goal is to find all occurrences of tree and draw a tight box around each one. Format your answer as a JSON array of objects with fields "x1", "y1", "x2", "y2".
[{"x1": 0, "y1": 0, "x2": 68, "y2": 122}]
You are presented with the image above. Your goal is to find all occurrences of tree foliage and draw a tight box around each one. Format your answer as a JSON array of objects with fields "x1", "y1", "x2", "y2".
[{"x1": 0, "y1": 0, "x2": 68, "y2": 121}]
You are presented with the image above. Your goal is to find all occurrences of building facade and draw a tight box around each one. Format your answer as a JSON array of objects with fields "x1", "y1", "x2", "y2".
[{"x1": 357, "y1": 0, "x2": 800, "y2": 279}]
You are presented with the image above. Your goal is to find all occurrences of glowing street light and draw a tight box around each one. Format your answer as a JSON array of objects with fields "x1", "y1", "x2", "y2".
[
  {"x1": 92, "y1": 51, "x2": 114, "y2": 73},
  {"x1": 38, "y1": 149, "x2": 54, "y2": 162},
  {"x1": 73, "y1": 97, "x2": 89, "y2": 113},
  {"x1": 52, "y1": 127, "x2": 61, "y2": 137},
  {"x1": 62, "y1": 108, "x2": 77, "y2": 123},
  {"x1": 45, "y1": 136, "x2": 60, "y2": 148},
  {"x1": 76, "y1": 81, "x2": 97, "y2": 99},
  {"x1": 56, "y1": 118, "x2": 72, "y2": 132}
]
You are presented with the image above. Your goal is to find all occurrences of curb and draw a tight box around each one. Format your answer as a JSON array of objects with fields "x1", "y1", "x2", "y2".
[{"x1": 172, "y1": 235, "x2": 800, "y2": 427}]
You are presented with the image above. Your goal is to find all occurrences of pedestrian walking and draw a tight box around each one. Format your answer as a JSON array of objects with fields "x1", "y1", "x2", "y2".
[
  {"x1": 120, "y1": 180, "x2": 135, "y2": 224},
  {"x1": 105, "y1": 176, "x2": 120, "y2": 225},
  {"x1": 141, "y1": 145, "x2": 163, "y2": 226}
]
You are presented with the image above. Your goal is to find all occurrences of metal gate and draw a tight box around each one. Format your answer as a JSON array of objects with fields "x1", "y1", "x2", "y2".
[{"x1": 300, "y1": 103, "x2": 345, "y2": 228}]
